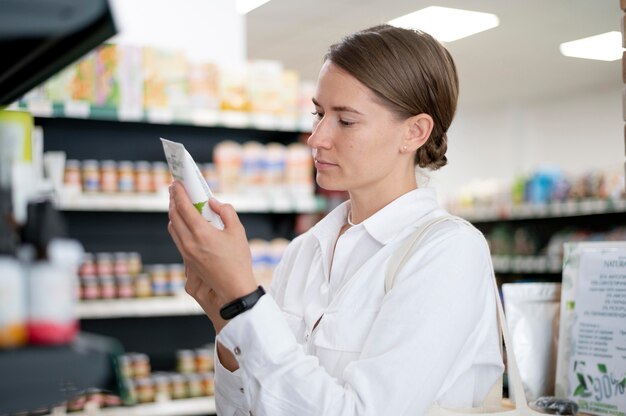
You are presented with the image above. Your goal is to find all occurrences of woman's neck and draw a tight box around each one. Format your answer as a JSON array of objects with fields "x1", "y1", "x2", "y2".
[{"x1": 348, "y1": 178, "x2": 418, "y2": 225}]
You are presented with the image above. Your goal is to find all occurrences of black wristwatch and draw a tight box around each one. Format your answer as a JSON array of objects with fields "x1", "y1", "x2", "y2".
[{"x1": 219, "y1": 286, "x2": 266, "y2": 320}]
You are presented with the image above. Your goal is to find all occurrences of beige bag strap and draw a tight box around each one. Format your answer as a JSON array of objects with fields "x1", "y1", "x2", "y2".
[
  {"x1": 384, "y1": 215, "x2": 456, "y2": 293},
  {"x1": 385, "y1": 215, "x2": 531, "y2": 411}
]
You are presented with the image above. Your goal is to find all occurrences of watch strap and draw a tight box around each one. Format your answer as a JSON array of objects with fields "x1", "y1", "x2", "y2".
[{"x1": 219, "y1": 286, "x2": 266, "y2": 320}]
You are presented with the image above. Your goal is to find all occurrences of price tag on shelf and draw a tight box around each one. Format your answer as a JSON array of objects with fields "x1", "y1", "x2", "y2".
[
  {"x1": 191, "y1": 109, "x2": 219, "y2": 126},
  {"x1": 27, "y1": 100, "x2": 53, "y2": 117},
  {"x1": 147, "y1": 108, "x2": 174, "y2": 124},
  {"x1": 117, "y1": 106, "x2": 143, "y2": 121},
  {"x1": 221, "y1": 110, "x2": 250, "y2": 128},
  {"x1": 250, "y1": 113, "x2": 279, "y2": 130},
  {"x1": 64, "y1": 100, "x2": 90, "y2": 118}
]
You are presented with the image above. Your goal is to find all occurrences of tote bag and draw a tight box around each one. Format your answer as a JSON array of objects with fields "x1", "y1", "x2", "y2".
[{"x1": 384, "y1": 215, "x2": 545, "y2": 416}]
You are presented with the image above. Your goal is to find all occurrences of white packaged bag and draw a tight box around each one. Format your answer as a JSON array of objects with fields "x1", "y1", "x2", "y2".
[{"x1": 502, "y1": 282, "x2": 561, "y2": 401}]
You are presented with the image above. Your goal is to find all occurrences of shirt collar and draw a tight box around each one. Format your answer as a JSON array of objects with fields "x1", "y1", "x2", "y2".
[
  {"x1": 361, "y1": 188, "x2": 440, "y2": 244},
  {"x1": 311, "y1": 187, "x2": 441, "y2": 246}
]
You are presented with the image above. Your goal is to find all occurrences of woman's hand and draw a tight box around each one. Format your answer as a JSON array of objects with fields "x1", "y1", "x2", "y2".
[{"x1": 167, "y1": 181, "x2": 258, "y2": 306}]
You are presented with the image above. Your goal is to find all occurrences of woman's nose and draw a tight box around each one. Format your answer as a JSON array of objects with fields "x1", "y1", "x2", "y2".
[{"x1": 307, "y1": 118, "x2": 332, "y2": 149}]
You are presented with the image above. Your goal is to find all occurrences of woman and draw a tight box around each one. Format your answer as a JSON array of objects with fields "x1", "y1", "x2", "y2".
[{"x1": 168, "y1": 24, "x2": 504, "y2": 415}]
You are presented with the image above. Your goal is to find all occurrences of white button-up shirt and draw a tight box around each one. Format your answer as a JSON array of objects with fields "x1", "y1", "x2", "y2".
[{"x1": 215, "y1": 188, "x2": 504, "y2": 416}]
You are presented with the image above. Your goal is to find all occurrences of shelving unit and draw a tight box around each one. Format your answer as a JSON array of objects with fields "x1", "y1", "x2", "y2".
[
  {"x1": 47, "y1": 397, "x2": 216, "y2": 416},
  {"x1": 453, "y1": 198, "x2": 626, "y2": 283},
  {"x1": 56, "y1": 191, "x2": 324, "y2": 213},
  {"x1": 27, "y1": 107, "x2": 316, "y2": 416},
  {"x1": 450, "y1": 198, "x2": 626, "y2": 222},
  {"x1": 76, "y1": 295, "x2": 204, "y2": 319},
  {"x1": 491, "y1": 255, "x2": 562, "y2": 274},
  {"x1": 17, "y1": 100, "x2": 312, "y2": 133}
]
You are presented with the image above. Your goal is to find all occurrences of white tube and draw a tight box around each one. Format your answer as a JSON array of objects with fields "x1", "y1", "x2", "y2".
[{"x1": 161, "y1": 138, "x2": 224, "y2": 230}]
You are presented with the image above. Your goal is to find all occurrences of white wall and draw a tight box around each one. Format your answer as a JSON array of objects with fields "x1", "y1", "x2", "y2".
[
  {"x1": 430, "y1": 84, "x2": 624, "y2": 202},
  {"x1": 109, "y1": 0, "x2": 246, "y2": 66}
]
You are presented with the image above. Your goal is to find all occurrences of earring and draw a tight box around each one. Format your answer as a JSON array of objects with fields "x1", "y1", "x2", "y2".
[{"x1": 402, "y1": 145, "x2": 408, "y2": 153}]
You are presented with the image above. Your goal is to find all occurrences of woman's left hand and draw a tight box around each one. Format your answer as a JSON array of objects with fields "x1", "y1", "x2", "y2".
[{"x1": 167, "y1": 181, "x2": 258, "y2": 306}]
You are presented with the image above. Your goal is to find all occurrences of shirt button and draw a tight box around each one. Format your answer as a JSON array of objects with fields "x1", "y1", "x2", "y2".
[
  {"x1": 239, "y1": 387, "x2": 245, "y2": 393},
  {"x1": 234, "y1": 346, "x2": 241, "y2": 355},
  {"x1": 304, "y1": 333, "x2": 309, "y2": 342}
]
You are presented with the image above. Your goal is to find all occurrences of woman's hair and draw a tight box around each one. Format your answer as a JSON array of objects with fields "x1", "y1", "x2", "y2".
[{"x1": 325, "y1": 24, "x2": 459, "y2": 170}]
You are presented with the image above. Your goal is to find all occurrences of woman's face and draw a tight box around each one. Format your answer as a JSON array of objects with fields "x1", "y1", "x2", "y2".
[{"x1": 308, "y1": 61, "x2": 412, "y2": 194}]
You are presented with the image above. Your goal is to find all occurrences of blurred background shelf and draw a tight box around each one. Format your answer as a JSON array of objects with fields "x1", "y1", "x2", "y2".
[
  {"x1": 56, "y1": 191, "x2": 325, "y2": 214},
  {"x1": 47, "y1": 397, "x2": 216, "y2": 416},
  {"x1": 491, "y1": 255, "x2": 562, "y2": 274},
  {"x1": 17, "y1": 100, "x2": 312, "y2": 133},
  {"x1": 451, "y1": 199, "x2": 626, "y2": 222},
  {"x1": 76, "y1": 295, "x2": 204, "y2": 319}
]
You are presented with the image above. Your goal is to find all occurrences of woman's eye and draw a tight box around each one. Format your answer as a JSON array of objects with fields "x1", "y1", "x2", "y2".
[
  {"x1": 339, "y1": 119, "x2": 355, "y2": 126},
  {"x1": 311, "y1": 111, "x2": 323, "y2": 119}
]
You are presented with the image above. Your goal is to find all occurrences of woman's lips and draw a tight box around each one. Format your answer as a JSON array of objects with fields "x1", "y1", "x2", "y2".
[{"x1": 314, "y1": 159, "x2": 337, "y2": 170}]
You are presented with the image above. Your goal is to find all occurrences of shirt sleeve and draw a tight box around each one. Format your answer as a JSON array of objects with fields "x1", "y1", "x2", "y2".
[
  {"x1": 216, "y1": 224, "x2": 501, "y2": 416},
  {"x1": 214, "y1": 344, "x2": 251, "y2": 416}
]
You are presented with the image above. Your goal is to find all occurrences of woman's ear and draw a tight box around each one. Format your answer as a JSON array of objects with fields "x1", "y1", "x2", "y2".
[{"x1": 403, "y1": 113, "x2": 434, "y2": 153}]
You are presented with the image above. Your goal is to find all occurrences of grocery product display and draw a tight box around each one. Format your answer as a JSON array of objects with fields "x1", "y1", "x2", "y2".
[
  {"x1": 447, "y1": 168, "x2": 625, "y2": 217},
  {"x1": 117, "y1": 348, "x2": 215, "y2": 405},
  {"x1": 19, "y1": 44, "x2": 315, "y2": 130}
]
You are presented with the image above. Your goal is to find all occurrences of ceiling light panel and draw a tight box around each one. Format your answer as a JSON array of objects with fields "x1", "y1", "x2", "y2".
[
  {"x1": 559, "y1": 31, "x2": 624, "y2": 62},
  {"x1": 388, "y1": 6, "x2": 499, "y2": 42}
]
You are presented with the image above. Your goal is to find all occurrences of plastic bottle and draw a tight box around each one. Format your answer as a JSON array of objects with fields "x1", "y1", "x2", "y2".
[
  {"x1": 0, "y1": 255, "x2": 27, "y2": 348},
  {"x1": 27, "y1": 239, "x2": 83, "y2": 345}
]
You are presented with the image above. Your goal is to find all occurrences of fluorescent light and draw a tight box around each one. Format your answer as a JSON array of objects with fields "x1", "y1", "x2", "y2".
[
  {"x1": 559, "y1": 31, "x2": 624, "y2": 61},
  {"x1": 236, "y1": 0, "x2": 271, "y2": 14},
  {"x1": 388, "y1": 6, "x2": 499, "y2": 42}
]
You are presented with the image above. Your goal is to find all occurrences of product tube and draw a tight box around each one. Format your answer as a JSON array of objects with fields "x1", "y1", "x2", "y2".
[{"x1": 161, "y1": 138, "x2": 224, "y2": 230}]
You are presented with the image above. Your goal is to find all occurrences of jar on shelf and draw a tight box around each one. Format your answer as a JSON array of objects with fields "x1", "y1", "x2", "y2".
[
  {"x1": 63, "y1": 159, "x2": 82, "y2": 190},
  {"x1": 176, "y1": 349, "x2": 195, "y2": 374},
  {"x1": 200, "y1": 372, "x2": 215, "y2": 396},
  {"x1": 135, "y1": 377, "x2": 155, "y2": 403},
  {"x1": 100, "y1": 160, "x2": 118, "y2": 193},
  {"x1": 78, "y1": 253, "x2": 96, "y2": 278},
  {"x1": 134, "y1": 273, "x2": 152, "y2": 298},
  {"x1": 113, "y1": 252, "x2": 129, "y2": 277},
  {"x1": 116, "y1": 275, "x2": 134, "y2": 299},
  {"x1": 117, "y1": 161, "x2": 135, "y2": 193},
  {"x1": 123, "y1": 379, "x2": 137, "y2": 405},
  {"x1": 151, "y1": 161, "x2": 170, "y2": 193},
  {"x1": 128, "y1": 252, "x2": 142, "y2": 277},
  {"x1": 81, "y1": 280, "x2": 100, "y2": 300},
  {"x1": 168, "y1": 264, "x2": 186, "y2": 295},
  {"x1": 98, "y1": 275, "x2": 116, "y2": 299},
  {"x1": 95, "y1": 253, "x2": 113, "y2": 277},
  {"x1": 117, "y1": 354, "x2": 133, "y2": 380},
  {"x1": 149, "y1": 264, "x2": 169, "y2": 296},
  {"x1": 170, "y1": 374, "x2": 187, "y2": 400},
  {"x1": 195, "y1": 348, "x2": 214, "y2": 373},
  {"x1": 134, "y1": 161, "x2": 153, "y2": 193},
  {"x1": 152, "y1": 373, "x2": 170, "y2": 400},
  {"x1": 82, "y1": 160, "x2": 100, "y2": 192},
  {"x1": 131, "y1": 353, "x2": 151, "y2": 379},
  {"x1": 186, "y1": 373, "x2": 203, "y2": 398}
]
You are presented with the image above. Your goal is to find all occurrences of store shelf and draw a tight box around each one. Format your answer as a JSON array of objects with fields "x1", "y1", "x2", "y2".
[
  {"x1": 56, "y1": 191, "x2": 325, "y2": 214},
  {"x1": 17, "y1": 100, "x2": 312, "y2": 133},
  {"x1": 48, "y1": 397, "x2": 216, "y2": 416},
  {"x1": 492, "y1": 255, "x2": 562, "y2": 274},
  {"x1": 76, "y1": 295, "x2": 204, "y2": 319},
  {"x1": 451, "y1": 198, "x2": 626, "y2": 222}
]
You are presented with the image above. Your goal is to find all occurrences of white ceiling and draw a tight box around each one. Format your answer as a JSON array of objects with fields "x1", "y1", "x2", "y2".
[{"x1": 245, "y1": 0, "x2": 622, "y2": 108}]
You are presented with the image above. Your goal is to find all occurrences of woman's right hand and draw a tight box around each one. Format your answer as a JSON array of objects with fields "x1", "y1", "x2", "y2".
[{"x1": 183, "y1": 262, "x2": 229, "y2": 334}]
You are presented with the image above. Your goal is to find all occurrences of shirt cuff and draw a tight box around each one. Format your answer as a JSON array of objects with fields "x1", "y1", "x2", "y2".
[
  {"x1": 214, "y1": 342, "x2": 249, "y2": 413},
  {"x1": 217, "y1": 294, "x2": 298, "y2": 374}
]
